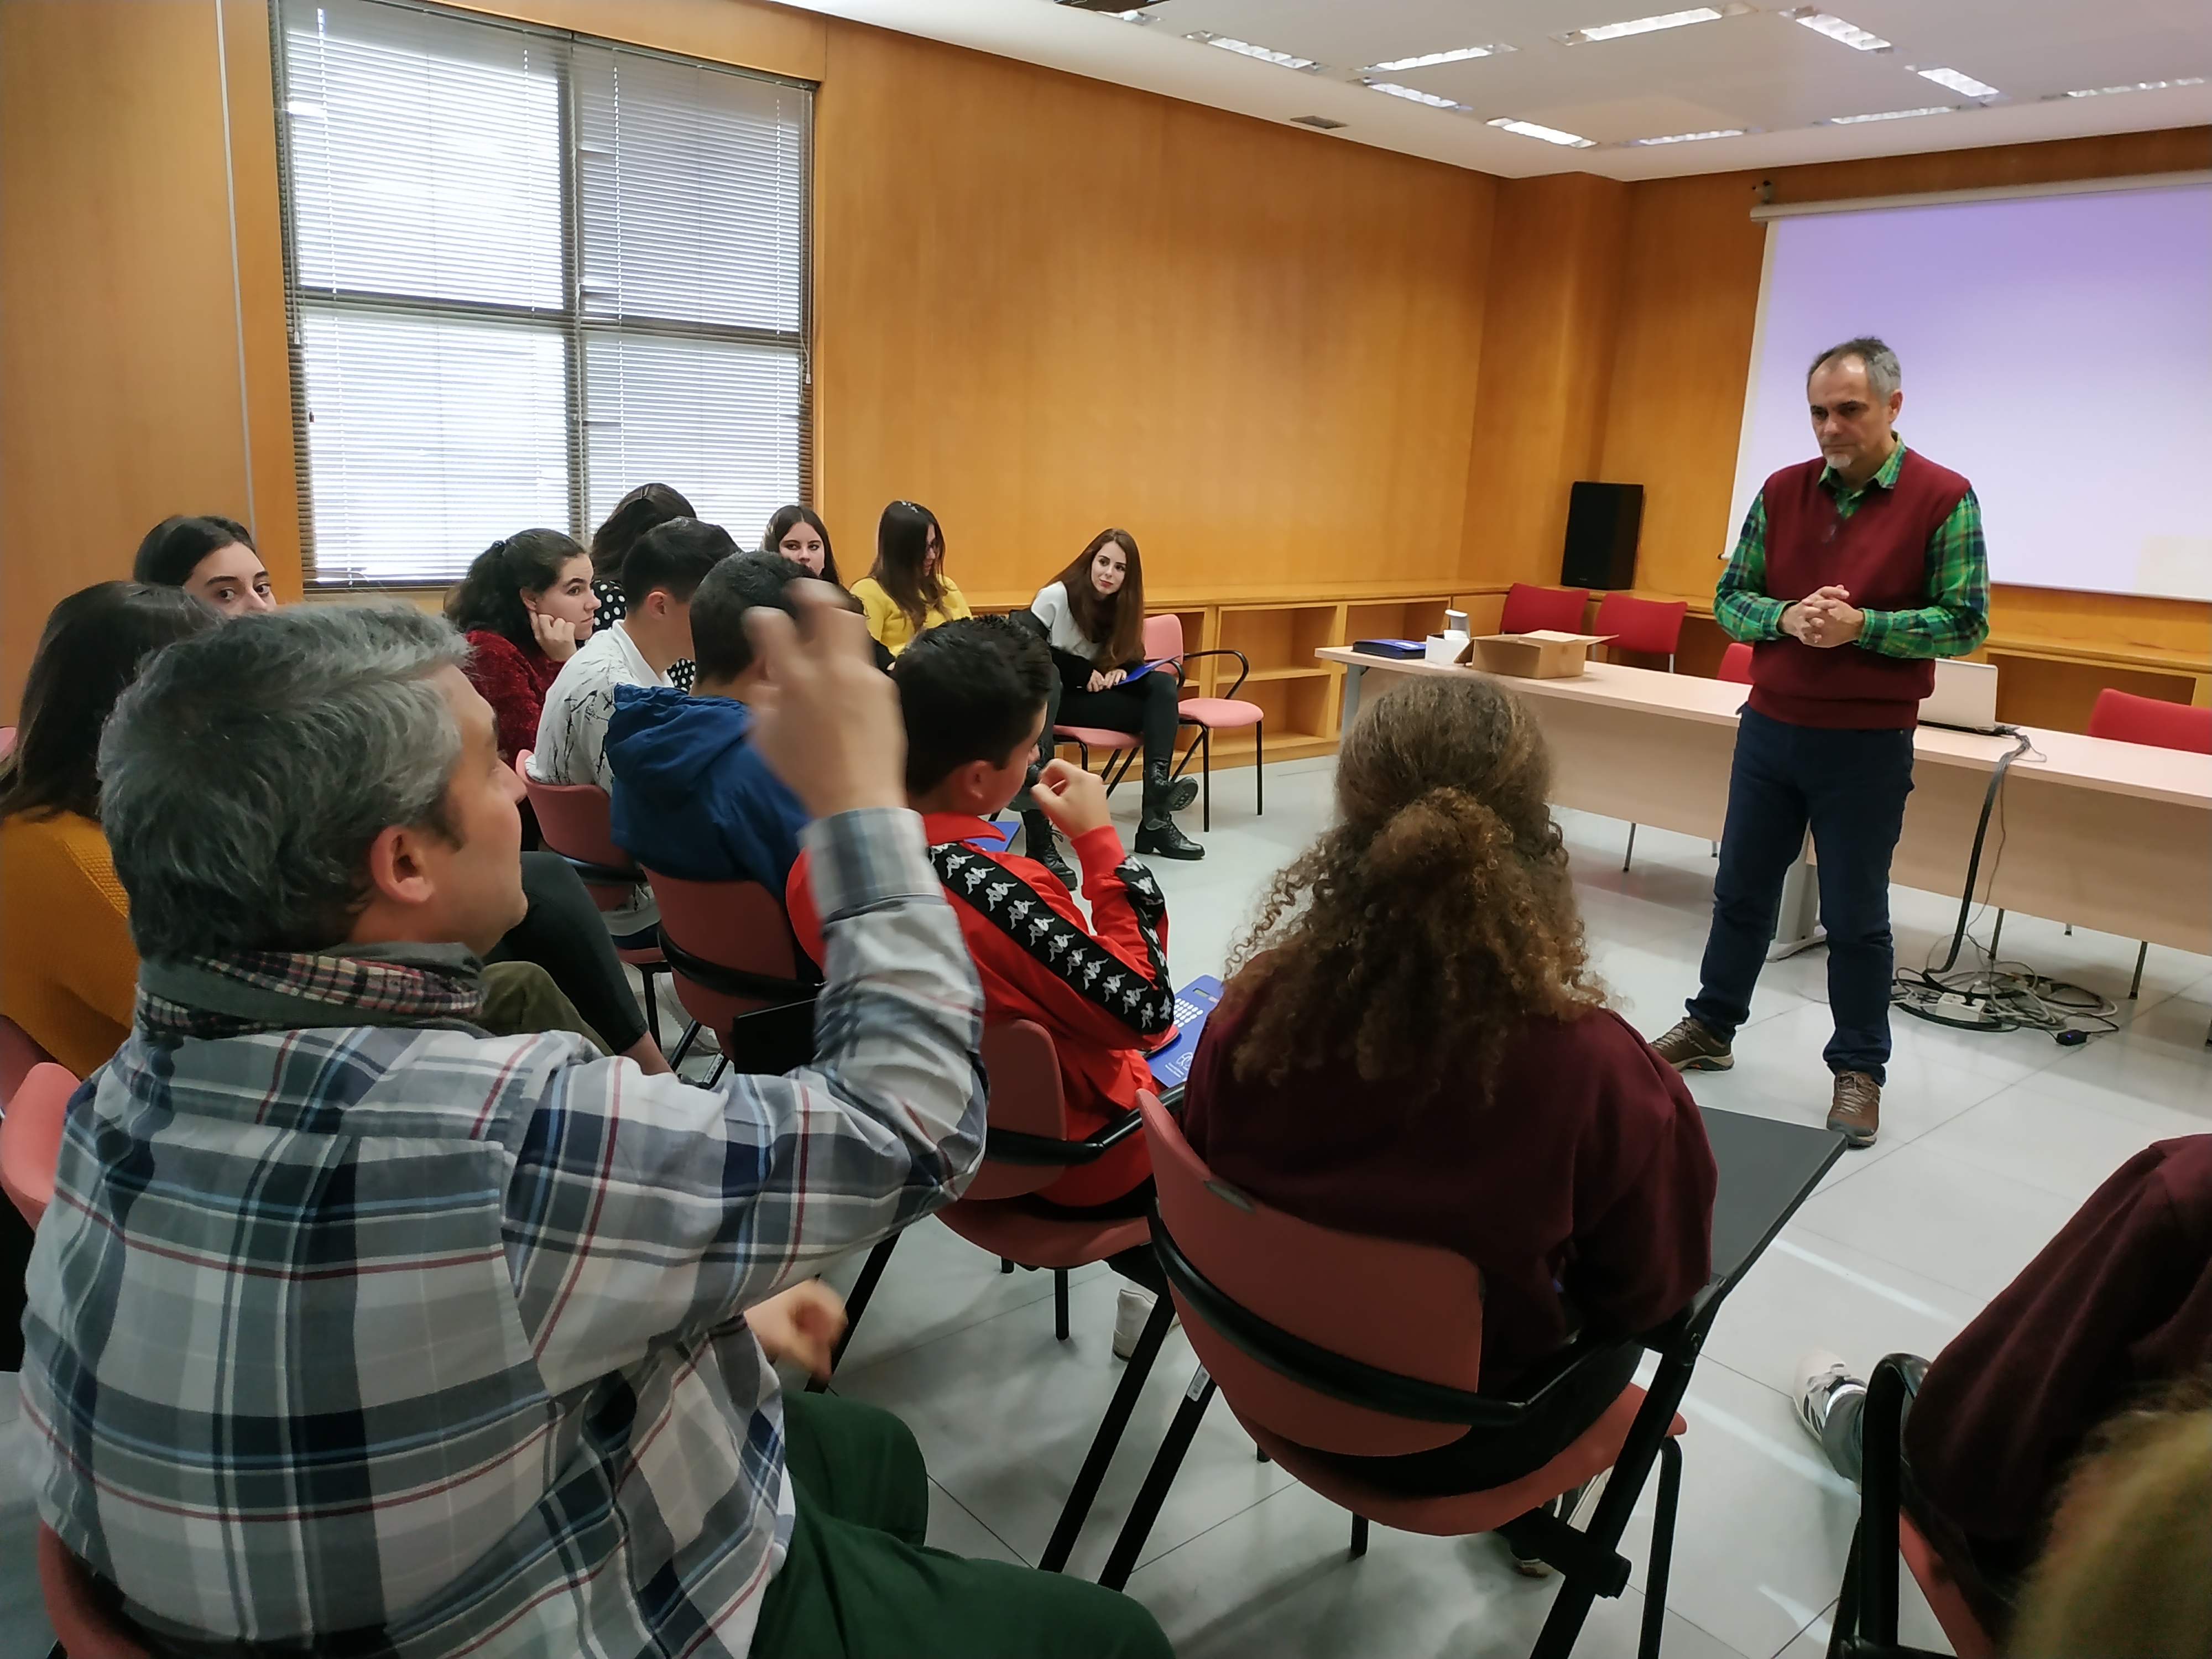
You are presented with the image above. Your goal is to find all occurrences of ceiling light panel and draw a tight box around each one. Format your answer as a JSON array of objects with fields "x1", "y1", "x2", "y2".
[
  {"x1": 1622, "y1": 127, "x2": 1750, "y2": 145},
  {"x1": 2053, "y1": 77, "x2": 2208, "y2": 98},
  {"x1": 1363, "y1": 80, "x2": 1472, "y2": 111},
  {"x1": 1488, "y1": 117, "x2": 1595, "y2": 148},
  {"x1": 1364, "y1": 45, "x2": 1512, "y2": 73},
  {"x1": 1916, "y1": 66, "x2": 2003, "y2": 100},
  {"x1": 1819, "y1": 105, "x2": 1958, "y2": 124},
  {"x1": 1557, "y1": 7, "x2": 1739, "y2": 47},
  {"x1": 1783, "y1": 9, "x2": 1891, "y2": 52},
  {"x1": 1185, "y1": 32, "x2": 1323, "y2": 72}
]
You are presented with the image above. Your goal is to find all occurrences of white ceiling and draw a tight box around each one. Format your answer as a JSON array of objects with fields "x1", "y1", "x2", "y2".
[{"x1": 775, "y1": 0, "x2": 2212, "y2": 179}]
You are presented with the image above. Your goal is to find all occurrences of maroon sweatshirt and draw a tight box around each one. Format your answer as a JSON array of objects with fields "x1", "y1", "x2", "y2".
[
  {"x1": 1181, "y1": 987, "x2": 1717, "y2": 1391},
  {"x1": 1908, "y1": 1135, "x2": 2212, "y2": 1557}
]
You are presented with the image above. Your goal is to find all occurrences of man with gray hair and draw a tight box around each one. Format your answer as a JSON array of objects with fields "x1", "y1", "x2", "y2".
[
  {"x1": 1651, "y1": 336, "x2": 1989, "y2": 1149},
  {"x1": 22, "y1": 595, "x2": 1170, "y2": 1657}
]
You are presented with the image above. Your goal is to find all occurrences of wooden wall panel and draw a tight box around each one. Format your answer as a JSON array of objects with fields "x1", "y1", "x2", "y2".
[
  {"x1": 811, "y1": 24, "x2": 1495, "y2": 602},
  {"x1": 1458, "y1": 173, "x2": 1630, "y2": 588}
]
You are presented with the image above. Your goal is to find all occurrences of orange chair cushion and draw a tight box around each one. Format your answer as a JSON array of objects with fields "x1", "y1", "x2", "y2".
[
  {"x1": 1055, "y1": 724, "x2": 1140, "y2": 750},
  {"x1": 1235, "y1": 1384, "x2": 1684, "y2": 1540},
  {"x1": 937, "y1": 1197, "x2": 1151, "y2": 1271},
  {"x1": 1176, "y1": 698, "x2": 1263, "y2": 730}
]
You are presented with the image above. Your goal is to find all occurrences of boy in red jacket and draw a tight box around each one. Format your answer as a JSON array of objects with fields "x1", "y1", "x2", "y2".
[{"x1": 787, "y1": 617, "x2": 1175, "y2": 1229}]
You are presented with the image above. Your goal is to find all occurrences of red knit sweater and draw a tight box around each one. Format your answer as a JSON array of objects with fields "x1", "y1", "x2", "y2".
[
  {"x1": 1181, "y1": 988, "x2": 1716, "y2": 1391},
  {"x1": 463, "y1": 630, "x2": 564, "y2": 766},
  {"x1": 1751, "y1": 450, "x2": 1971, "y2": 729}
]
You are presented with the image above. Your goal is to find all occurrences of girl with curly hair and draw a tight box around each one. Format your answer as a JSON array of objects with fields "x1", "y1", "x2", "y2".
[{"x1": 1178, "y1": 672, "x2": 1717, "y2": 1510}]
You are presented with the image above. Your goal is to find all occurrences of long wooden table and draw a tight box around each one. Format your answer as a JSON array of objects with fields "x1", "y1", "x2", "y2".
[{"x1": 1319, "y1": 647, "x2": 2212, "y2": 958}]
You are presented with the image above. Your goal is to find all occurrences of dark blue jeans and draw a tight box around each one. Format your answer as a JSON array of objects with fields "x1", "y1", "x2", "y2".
[{"x1": 1687, "y1": 707, "x2": 1914, "y2": 1081}]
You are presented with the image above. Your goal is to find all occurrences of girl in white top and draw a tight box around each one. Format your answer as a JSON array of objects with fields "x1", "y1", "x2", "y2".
[{"x1": 1028, "y1": 529, "x2": 1203, "y2": 862}]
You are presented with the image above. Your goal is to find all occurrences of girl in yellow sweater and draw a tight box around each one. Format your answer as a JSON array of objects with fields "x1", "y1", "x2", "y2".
[{"x1": 851, "y1": 500, "x2": 971, "y2": 656}]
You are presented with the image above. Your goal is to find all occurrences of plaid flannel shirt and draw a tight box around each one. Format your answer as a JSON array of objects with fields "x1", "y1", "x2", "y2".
[
  {"x1": 1716, "y1": 440, "x2": 1990, "y2": 659},
  {"x1": 23, "y1": 807, "x2": 985, "y2": 1658}
]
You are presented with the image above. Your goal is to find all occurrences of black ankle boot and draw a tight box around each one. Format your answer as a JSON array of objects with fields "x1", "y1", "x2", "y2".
[
  {"x1": 1021, "y1": 811, "x2": 1079, "y2": 890},
  {"x1": 1134, "y1": 761, "x2": 1205, "y2": 860}
]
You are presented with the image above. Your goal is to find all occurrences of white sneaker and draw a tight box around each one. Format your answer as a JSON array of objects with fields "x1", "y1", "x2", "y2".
[
  {"x1": 1795, "y1": 1348, "x2": 1864, "y2": 1443},
  {"x1": 1113, "y1": 1287, "x2": 1157, "y2": 1361},
  {"x1": 1506, "y1": 1472, "x2": 1609, "y2": 1577}
]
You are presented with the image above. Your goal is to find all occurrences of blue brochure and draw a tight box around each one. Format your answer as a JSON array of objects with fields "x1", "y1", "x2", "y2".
[{"x1": 1146, "y1": 975, "x2": 1224, "y2": 1089}]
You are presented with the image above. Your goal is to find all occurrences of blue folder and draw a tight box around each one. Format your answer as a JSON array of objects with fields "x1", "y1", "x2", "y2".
[{"x1": 1146, "y1": 975, "x2": 1224, "y2": 1090}]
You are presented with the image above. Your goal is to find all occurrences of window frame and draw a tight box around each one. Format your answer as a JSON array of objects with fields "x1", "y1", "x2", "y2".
[{"x1": 270, "y1": 0, "x2": 816, "y2": 590}]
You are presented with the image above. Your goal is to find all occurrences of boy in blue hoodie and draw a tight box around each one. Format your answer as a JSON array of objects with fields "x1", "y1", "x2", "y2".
[{"x1": 605, "y1": 554, "x2": 811, "y2": 891}]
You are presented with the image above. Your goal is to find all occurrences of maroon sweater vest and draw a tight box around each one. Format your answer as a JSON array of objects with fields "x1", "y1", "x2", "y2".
[{"x1": 1750, "y1": 448, "x2": 1971, "y2": 730}]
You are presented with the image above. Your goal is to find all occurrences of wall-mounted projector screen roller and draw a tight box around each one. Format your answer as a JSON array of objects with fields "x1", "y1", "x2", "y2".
[{"x1": 1729, "y1": 179, "x2": 2212, "y2": 602}]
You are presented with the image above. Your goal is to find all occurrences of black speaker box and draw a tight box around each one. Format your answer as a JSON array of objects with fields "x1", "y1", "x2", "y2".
[{"x1": 1561, "y1": 482, "x2": 1644, "y2": 591}]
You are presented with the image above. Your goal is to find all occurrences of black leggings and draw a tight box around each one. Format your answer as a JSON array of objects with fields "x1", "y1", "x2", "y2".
[
  {"x1": 487, "y1": 853, "x2": 651, "y2": 1054},
  {"x1": 1057, "y1": 670, "x2": 1180, "y2": 775}
]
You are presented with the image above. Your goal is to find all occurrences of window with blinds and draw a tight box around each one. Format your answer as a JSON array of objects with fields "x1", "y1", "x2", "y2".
[{"x1": 275, "y1": 0, "x2": 811, "y2": 586}]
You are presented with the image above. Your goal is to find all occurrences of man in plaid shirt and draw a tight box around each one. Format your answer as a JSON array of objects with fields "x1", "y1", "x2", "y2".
[
  {"x1": 22, "y1": 594, "x2": 1168, "y2": 1658},
  {"x1": 1651, "y1": 336, "x2": 1990, "y2": 1150}
]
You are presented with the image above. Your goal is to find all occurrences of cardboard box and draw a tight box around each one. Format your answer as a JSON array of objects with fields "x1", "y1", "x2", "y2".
[{"x1": 1465, "y1": 629, "x2": 1613, "y2": 680}]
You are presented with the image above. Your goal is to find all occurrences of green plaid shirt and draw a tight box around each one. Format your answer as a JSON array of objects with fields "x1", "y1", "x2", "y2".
[{"x1": 1715, "y1": 440, "x2": 1989, "y2": 659}]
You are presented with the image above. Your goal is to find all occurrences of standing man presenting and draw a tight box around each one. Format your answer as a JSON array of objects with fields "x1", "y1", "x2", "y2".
[{"x1": 1652, "y1": 337, "x2": 1988, "y2": 1148}]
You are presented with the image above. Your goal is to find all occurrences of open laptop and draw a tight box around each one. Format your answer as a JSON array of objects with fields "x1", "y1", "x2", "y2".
[{"x1": 1919, "y1": 658, "x2": 2003, "y2": 733}]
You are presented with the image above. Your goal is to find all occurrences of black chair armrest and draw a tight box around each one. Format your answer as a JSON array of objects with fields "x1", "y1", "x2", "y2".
[
  {"x1": 985, "y1": 1104, "x2": 1146, "y2": 1167},
  {"x1": 659, "y1": 929, "x2": 822, "y2": 1002},
  {"x1": 557, "y1": 853, "x2": 648, "y2": 888},
  {"x1": 1177, "y1": 648, "x2": 1252, "y2": 701}
]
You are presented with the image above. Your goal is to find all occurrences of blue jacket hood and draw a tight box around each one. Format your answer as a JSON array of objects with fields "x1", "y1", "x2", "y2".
[
  {"x1": 604, "y1": 684, "x2": 808, "y2": 893},
  {"x1": 604, "y1": 685, "x2": 753, "y2": 806}
]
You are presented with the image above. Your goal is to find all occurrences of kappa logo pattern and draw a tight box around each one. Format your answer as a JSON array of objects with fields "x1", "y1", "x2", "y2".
[{"x1": 930, "y1": 844, "x2": 1176, "y2": 1036}]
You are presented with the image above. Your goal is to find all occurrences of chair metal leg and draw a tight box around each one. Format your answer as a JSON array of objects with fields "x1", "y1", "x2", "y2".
[
  {"x1": 1989, "y1": 909, "x2": 2006, "y2": 960},
  {"x1": 1000, "y1": 1257, "x2": 1015, "y2": 1274},
  {"x1": 1054, "y1": 1269, "x2": 1070, "y2": 1341},
  {"x1": 807, "y1": 1233, "x2": 901, "y2": 1392},
  {"x1": 1202, "y1": 729, "x2": 1212, "y2": 832},
  {"x1": 639, "y1": 972, "x2": 660, "y2": 1044},
  {"x1": 1254, "y1": 720, "x2": 1262, "y2": 817},
  {"x1": 1099, "y1": 1366, "x2": 1216, "y2": 1590},
  {"x1": 1636, "y1": 1435, "x2": 1684, "y2": 1659},
  {"x1": 1255, "y1": 1446, "x2": 1270, "y2": 1463},
  {"x1": 1039, "y1": 1290, "x2": 1177, "y2": 1572},
  {"x1": 667, "y1": 1019, "x2": 703, "y2": 1069},
  {"x1": 1349, "y1": 1514, "x2": 1369, "y2": 1560},
  {"x1": 2129, "y1": 940, "x2": 2149, "y2": 999},
  {"x1": 1623, "y1": 822, "x2": 1638, "y2": 873}
]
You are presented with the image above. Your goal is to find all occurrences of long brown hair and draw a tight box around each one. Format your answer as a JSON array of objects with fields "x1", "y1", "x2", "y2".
[
  {"x1": 1227, "y1": 674, "x2": 1604, "y2": 1094},
  {"x1": 870, "y1": 500, "x2": 947, "y2": 635},
  {"x1": 1051, "y1": 528, "x2": 1146, "y2": 666}
]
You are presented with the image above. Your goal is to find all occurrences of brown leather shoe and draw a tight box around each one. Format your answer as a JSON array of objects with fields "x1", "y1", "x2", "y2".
[
  {"x1": 1652, "y1": 1017, "x2": 1733, "y2": 1072},
  {"x1": 1828, "y1": 1071, "x2": 1881, "y2": 1148}
]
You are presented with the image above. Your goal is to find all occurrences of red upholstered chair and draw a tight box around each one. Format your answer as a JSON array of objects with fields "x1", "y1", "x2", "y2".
[
  {"x1": 1593, "y1": 592, "x2": 1689, "y2": 673},
  {"x1": 1827, "y1": 1357, "x2": 1997, "y2": 1659},
  {"x1": 2, "y1": 1015, "x2": 56, "y2": 1112},
  {"x1": 1498, "y1": 583, "x2": 1590, "y2": 636},
  {"x1": 1718, "y1": 641, "x2": 1754, "y2": 685},
  {"x1": 812, "y1": 1020, "x2": 1173, "y2": 1573},
  {"x1": 518, "y1": 752, "x2": 672, "y2": 1039},
  {"x1": 2085, "y1": 690, "x2": 2212, "y2": 999},
  {"x1": 0, "y1": 724, "x2": 15, "y2": 760},
  {"x1": 2, "y1": 1061, "x2": 79, "y2": 1228},
  {"x1": 1150, "y1": 613, "x2": 1265, "y2": 830},
  {"x1": 644, "y1": 870, "x2": 820, "y2": 1077},
  {"x1": 38, "y1": 1522, "x2": 151, "y2": 1658},
  {"x1": 1095, "y1": 1093, "x2": 1689, "y2": 1659}
]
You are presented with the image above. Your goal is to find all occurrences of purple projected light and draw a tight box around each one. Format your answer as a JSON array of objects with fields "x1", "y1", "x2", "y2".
[{"x1": 1731, "y1": 185, "x2": 2212, "y2": 600}]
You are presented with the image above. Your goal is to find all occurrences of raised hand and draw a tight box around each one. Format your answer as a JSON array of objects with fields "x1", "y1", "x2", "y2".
[
  {"x1": 1032, "y1": 757, "x2": 1112, "y2": 839},
  {"x1": 742, "y1": 581, "x2": 909, "y2": 817}
]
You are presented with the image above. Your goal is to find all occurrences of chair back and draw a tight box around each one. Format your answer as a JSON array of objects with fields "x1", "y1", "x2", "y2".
[
  {"x1": 2, "y1": 1062, "x2": 80, "y2": 1227},
  {"x1": 1499, "y1": 583, "x2": 1589, "y2": 636},
  {"x1": 1139, "y1": 1092, "x2": 1484, "y2": 1456},
  {"x1": 966, "y1": 1020, "x2": 1071, "y2": 1201},
  {"x1": 519, "y1": 752, "x2": 643, "y2": 910},
  {"x1": 646, "y1": 871, "x2": 815, "y2": 1030},
  {"x1": 0, "y1": 725, "x2": 15, "y2": 760},
  {"x1": 1593, "y1": 593, "x2": 1689, "y2": 658},
  {"x1": 38, "y1": 1522, "x2": 151, "y2": 1658},
  {"x1": 2, "y1": 1014, "x2": 56, "y2": 1108},
  {"x1": 1718, "y1": 641, "x2": 1754, "y2": 685},
  {"x1": 2087, "y1": 688, "x2": 2212, "y2": 755},
  {"x1": 1142, "y1": 613, "x2": 1185, "y2": 670}
]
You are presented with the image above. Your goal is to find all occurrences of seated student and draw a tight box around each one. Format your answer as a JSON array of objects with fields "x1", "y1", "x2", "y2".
[
  {"x1": 1796, "y1": 1132, "x2": 2212, "y2": 1639},
  {"x1": 0, "y1": 583, "x2": 221, "y2": 1074},
  {"x1": 445, "y1": 528, "x2": 601, "y2": 764},
  {"x1": 3, "y1": 580, "x2": 671, "y2": 1078},
  {"x1": 132, "y1": 514, "x2": 277, "y2": 617},
  {"x1": 1180, "y1": 673, "x2": 1715, "y2": 1514},
  {"x1": 851, "y1": 499, "x2": 971, "y2": 657},
  {"x1": 606, "y1": 554, "x2": 811, "y2": 896},
  {"x1": 786, "y1": 617, "x2": 1176, "y2": 1234},
  {"x1": 764, "y1": 502, "x2": 894, "y2": 672},
  {"x1": 22, "y1": 594, "x2": 1168, "y2": 1659},
  {"x1": 1029, "y1": 528, "x2": 1203, "y2": 862},
  {"x1": 591, "y1": 481, "x2": 701, "y2": 690}
]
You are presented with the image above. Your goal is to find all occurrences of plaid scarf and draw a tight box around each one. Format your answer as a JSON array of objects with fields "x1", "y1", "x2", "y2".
[{"x1": 135, "y1": 942, "x2": 487, "y2": 1044}]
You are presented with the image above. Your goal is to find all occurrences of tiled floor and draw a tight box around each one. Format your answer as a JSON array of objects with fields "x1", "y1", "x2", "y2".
[{"x1": 3, "y1": 754, "x2": 2205, "y2": 1657}]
